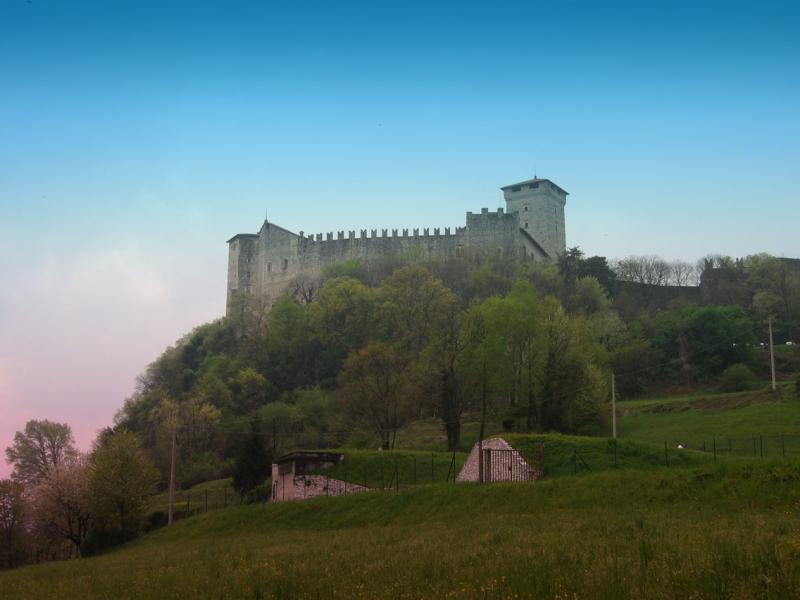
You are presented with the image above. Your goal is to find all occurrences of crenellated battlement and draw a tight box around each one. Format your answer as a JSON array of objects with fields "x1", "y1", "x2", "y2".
[{"x1": 302, "y1": 225, "x2": 462, "y2": 244}]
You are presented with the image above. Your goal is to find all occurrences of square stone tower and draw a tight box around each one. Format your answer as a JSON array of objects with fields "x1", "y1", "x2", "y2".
[{"x1": 501, "y1": 177, "x2": 567, "y2": 258}]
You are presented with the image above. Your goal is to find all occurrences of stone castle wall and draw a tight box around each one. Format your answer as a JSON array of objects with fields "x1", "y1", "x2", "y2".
[
  {"x1": 227, "y1": 180, "x2": 567, "y2": 312},
  {"x1": 227, "y1": 208, "x2": 550, "y2": 311}
]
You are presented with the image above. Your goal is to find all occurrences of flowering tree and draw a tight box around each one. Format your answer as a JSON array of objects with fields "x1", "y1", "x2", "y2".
[{"x1": 30, "y1": 456, "x2": 92, "y2": 557}]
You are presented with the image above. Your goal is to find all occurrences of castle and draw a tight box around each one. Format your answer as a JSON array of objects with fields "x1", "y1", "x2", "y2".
[{"x1": 226, "y1": 177, "x2": 568, "y2": 312}]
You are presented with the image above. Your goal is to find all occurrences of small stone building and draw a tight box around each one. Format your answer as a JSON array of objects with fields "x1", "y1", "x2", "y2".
[
  {"x1": 456, "y1": 437, "x2": 542, "y2": 483},
  {"x1": 270, "y1": 451, "x2": 369, "y2": 502}
]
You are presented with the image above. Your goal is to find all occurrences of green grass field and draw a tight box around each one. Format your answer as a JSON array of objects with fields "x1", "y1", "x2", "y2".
[
  {"x1": 3, "y1": 462, "x2": 799, "y2": 599},
  {"x1": 4, "y1": 386, "x2": 800, "y2": 598},
  {"x1": 617, "y1": 383, "x2": 800, "y2": 457}
]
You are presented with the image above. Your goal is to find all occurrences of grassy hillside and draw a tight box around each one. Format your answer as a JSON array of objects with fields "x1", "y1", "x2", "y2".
[
  {"x1": 503, "y1": 432, "x2": 718, "y2": 477},
  {"x1": 308, "y1": 449, "x2": 468, "y2": 489},
  {"x1": 3, "y1": 462, "x2": 799, "y2": 599},
  {"x1": 149, "y1": 478, "x2": 236, "y2": 516},
  {"x1": 618, "y1": 383, "x2": 800, "y2": 457}
]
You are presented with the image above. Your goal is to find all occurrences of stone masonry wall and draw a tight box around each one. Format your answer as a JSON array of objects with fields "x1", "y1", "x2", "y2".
[
  {"x1": 271, "y1": 473, "x2": 369, "y2": 502},
  {"x1": 456, "y1": 437, "x2": 540, "y2": 483}
]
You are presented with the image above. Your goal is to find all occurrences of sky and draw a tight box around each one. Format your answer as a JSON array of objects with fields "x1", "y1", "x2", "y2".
[{"x1": 1, "y1": 0, "x2": 798, "y2": 475}]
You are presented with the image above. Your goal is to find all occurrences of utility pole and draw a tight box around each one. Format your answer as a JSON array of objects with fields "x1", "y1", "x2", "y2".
[
  {"x1": 611, "y1": 372, "x2": 617, "y2": 439},
  {"x1": 769, "y1": 318, "x2": 777, "y2": 392},
  {"x1": 167, "y1": 424, "x2": 177, "y2": 526}
]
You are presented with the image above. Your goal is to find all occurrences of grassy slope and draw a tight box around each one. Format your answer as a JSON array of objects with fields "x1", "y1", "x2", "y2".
[
  {"x1": 3, "y1": 462, "x2": 800, "y2": 599},
  {"x1": 618, "y1": 384, "x2": 800, "y2": 456},
  {"x1": 149, "y1": 478, "x2": 236, "y2": 514},
  {"x1": 308, "y1": 449, "x2": 468, "y2": 489},
  {"x1": 502, "y1": 432, "x2": 718, "y2": 477}
]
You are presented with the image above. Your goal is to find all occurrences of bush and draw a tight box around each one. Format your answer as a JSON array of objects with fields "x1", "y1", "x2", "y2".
[
  {"x1": 180, "y1": 453, "x2": 224, "y2": 490},
  {"x1": 719, "y1": 363, "x2": 756, "y2": 392}
]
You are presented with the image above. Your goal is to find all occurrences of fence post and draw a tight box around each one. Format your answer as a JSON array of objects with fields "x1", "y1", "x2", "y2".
[
  {"x1": 413, "y1": 455, "x2": 417, "y2": 487},
  {"x1": 431, "y1": 453, "x2": 434, "y2": 484},
  {"x1": 394, "y1": 457, "x2": 399, "y2": 493},
  {"x1": 781, "y1": 434, "x2": 785, "y2": 459},
  {"x1": 713, "y1": 438, "x2": 716, "y2": 463},
  {"x1": 702, "y1": 440, "x2": 706, "y2": 453},
  {"x1": 613, "y1": 438, "x2": 617, "y2": 468},
  {"x1": 573, "y1": 447, "x2": 577, "y2": 475},
  {"x1": 381, "y1": 459, "x2": 385, "y2": 491},
  {"x1": 364, "y1": 465, "x2": 368, "y2": 489},
  {"x1": 664, "y1": 442, "x2": 669, "y2": 467},
  {"x1": 760, "y1": 436, "x2": 764, "y2": 458}
]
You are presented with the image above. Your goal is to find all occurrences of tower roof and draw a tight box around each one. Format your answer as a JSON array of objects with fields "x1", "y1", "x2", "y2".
[{"x1": 501, "y1": 177, "x2": 568, "y2": 195}]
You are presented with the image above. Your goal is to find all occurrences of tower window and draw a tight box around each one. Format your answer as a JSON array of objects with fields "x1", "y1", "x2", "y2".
[
  {"x1": 511, "y1": 186, "x2": 521, "y2": 192},
  {"x1": 267, "y1": 262, "x2": 272, "y2": 273},
  {"x1": 525, "y1": 222, "x2": 529, "y2": 228},
  {"x1": 524, "y1": 206, "x2": 529, "y2": 212},
  {"x1": 282, "y1": 258, "x2": 288, "y2": 270},
  {"x1": 528, "y1": 183, "x2": 539, "y2": 189}
]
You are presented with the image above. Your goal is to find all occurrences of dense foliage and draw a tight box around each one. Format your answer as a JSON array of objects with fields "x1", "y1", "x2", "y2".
[{"x1": 102, "y1": 250, "x2": 800, "y2": 493}]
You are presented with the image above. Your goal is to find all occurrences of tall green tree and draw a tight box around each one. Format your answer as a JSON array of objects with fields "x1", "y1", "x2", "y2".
[
  {"x1": 90, "y1": 431, "x2": 159, "y2": 543},
  {"x1": 231, "y1": 419, "x2": 272, "y2": 499},
  {"x1": 339, "y1": 342, "x2": 411, "y2": 449}
]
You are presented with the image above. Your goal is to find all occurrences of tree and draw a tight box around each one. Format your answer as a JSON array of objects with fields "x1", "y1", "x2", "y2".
[
  {"x1": 231, "y1": 419, "x2": 272, "y2": 500},
  {"x1": 230, "y1": 367, "x2": 269, "y2": 413},
  {"x1": 558, "y1": 247, "x2": 616, "y2": 296},
  {"x1": 30, "y1": 455, "x2": 92, "y2": 556},
  {"x1": 654, "y1": 305, "x2": 755, "y2": 379},
  {"x1": 418, "y1": 296, "x2": 469, "y2": 450},
  {"x1": 378, "y1": 265, "x2": 458, "y2": 355},
  {"x1": 0, "y1": 479, "x2": 27, "y2": 568},
  {"x1": 5, "y1": 420, "x2": 77, "y2": 487},
  {"x1": 256, "y1": 402, "x2": 300, "y2": 456},
  {"x1": 614, "y1": 255, "x2": 671, "y2": 287},
  {"x1": 89, "y1": 431, "x2": 159, "y2": 543},
  {"x1": 339, "y1": 342, "x2": 411, "y2": 449},
  {"x1": 570, "y1": 276, "x2": 612, "y2": 316},
  {"x1": 719, "y1": 363, "x2": 755, "y2": 392},
  {"x1": 460, "y1": 299, "x2": 510, "y2": 444},
  {"x1": 669, "y1": 260, "x2": 697, "y2": 286},
  {"x1": 309, "y1": 276, "x2": 377, "y2": 381}
]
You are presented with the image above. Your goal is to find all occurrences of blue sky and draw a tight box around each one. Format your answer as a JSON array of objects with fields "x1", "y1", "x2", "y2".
[{"x1": 1, "y1": 0, "x2": 798, "y2": 466}]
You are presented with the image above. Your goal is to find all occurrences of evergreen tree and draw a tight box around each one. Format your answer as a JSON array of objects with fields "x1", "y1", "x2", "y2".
[{"x1": 232, "y1": 419, "x2": 272, "y2": 500}]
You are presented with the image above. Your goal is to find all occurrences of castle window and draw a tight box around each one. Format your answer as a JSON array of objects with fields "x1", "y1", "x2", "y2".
[
  {"x1": 528, "y1": 183, "x2": 539, "y2": 189},
  {"x1": 511, "y1": 186, "x2": 521, "y2": 192},
  {"x1": 267, "y1": 262, "x2": 272, "y2": 273},
  {"x1": 282, "y1": 258, "x2": 288, "y2": 270},
  {"x1": 524, "y1": 222, "x2": 529, "y2": 228},
  {"x1": 524, "y1": 206, "x2": 528, "y2": 212}
]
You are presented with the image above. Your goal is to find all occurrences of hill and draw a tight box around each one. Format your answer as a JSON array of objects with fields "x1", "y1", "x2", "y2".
[
  {"x1": 617, "y1": 383, "x2": 800, "y2": 457},
  {"x1": 2, "y1": 462, "x2": 799, "y2": 599}
]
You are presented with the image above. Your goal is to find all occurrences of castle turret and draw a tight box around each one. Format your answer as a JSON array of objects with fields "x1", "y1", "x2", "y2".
[
  {"x1": 501, "y1": 177, "x2": 567, "y2": 258},
  {"x1": 226, "y1": 233, "x2": 258, "y2": 314}
]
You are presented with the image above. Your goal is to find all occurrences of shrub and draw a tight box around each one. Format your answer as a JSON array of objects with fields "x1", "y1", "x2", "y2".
[{"x1": 719, "y1": 363, "x2": 756, "y2": 392}]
